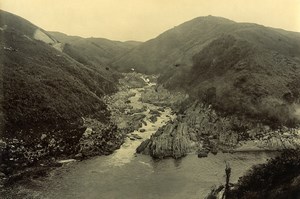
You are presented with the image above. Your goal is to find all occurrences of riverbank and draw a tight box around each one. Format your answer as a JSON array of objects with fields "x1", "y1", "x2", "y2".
[
  {"x1": 2, "y1": 72, "x2": 299, "y2": 198},
  {"x1": 0, "y1": 119, "x2": 125, "y2": 189},
  {"x1": 0, "y1": 73, "x2": 150, "y2": 190},
  {"x1": 2, "y1": 151, "x2": 278, "y2": 199},
  {"x1": 205, "y1": 149, "x2": 300, "y2": 199},
  {"x1": 0, "y1": 72, "x2": 174, "y2": 195},
  {"x1": 136, "y1": 84, "x2": 300, "y2": 159}
]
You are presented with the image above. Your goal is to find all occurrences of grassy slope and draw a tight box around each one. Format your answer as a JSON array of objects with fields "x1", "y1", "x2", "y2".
[
  {"x1": 0, "y1": 10, "x2": 118, "y2": 138},
  {"x1": 191, "y1": 35, "x2": 300, "y2": 126},
  {"x1": 156, "y1": 18, "x2": 300, "y2": 127},
  {"x1": 112, "y1": 16, "x2": 239, "y2": 73},
  {"x1": 112, "y1": 16, "x2": 300, "y2": 75},
  {"x1": 48, "y1": 31, "x2": 141, "y2": 68}
]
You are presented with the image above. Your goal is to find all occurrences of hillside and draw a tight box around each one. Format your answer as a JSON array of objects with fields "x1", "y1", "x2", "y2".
[
  {"x1": 1, "y1": 9, "x2": 300, "y2": 198},
  {"x1": 128, "y1": 16, "x2": 300, "y2": 127},
  {"x1": 48, "y1": 31, "x2": 141, "y2": 68},
  {"x1": 160, "y1": 34, "x2": 300, "y2": 126},
  {"x1": 0, "y1": 10, "x2": 121, "y2": 132},
  {"x1": 0, "y1": 9, "x2": 127, "y2": 172},
  {"x1": 111, "y1": 16, "x2": 235, "y2": 73},
  {"x1": 112, "y1": 16, "x2": 300, "y2": 75}
]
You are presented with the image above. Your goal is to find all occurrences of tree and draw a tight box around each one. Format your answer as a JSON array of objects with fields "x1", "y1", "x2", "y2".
[{"x1": 222, "y1": 162, "x2": 231, "y2": 199}]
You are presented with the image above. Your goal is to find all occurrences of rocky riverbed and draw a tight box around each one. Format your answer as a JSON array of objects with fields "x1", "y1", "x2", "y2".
[
  {"x1": 0, "y1": 119, "x2": 125, "y2": 189},
  {"x1": 137, "y1": 88, "x2": 300, "y2": 159},
  {"x1": 0, "y1": 72, "x2": 151, "y2": 190},
  {"x1": 0, "y1": 72, "x2": 176, "y2": 194},
  {"x1": 0, "y1": 72, "x2": 281, "y2": 199},
  {"x1": 1, "y1": 72, "x2": 299, "y2": 198}
]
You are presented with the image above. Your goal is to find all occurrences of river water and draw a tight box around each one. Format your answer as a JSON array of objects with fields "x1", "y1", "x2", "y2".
[{"x1": 12, "y1": 87, "x2": 275, "y2": 199}]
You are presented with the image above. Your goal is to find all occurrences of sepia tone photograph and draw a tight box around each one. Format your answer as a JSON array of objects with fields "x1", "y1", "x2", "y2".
[{"x1": 0, "y1": 0, "x2": 300, "y2": 198}]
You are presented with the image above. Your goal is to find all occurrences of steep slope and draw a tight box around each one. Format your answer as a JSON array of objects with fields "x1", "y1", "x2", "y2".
[
  {"x1": 136, "y1": 19, "x2": 300, "y2": 161},
  {"x1": 48, "y1": 31, "x2": 141, "y2": 68},
  {"x1": 112, "y1": 16, "x2": 300, "y2": 75},
  {"x1": 0, "y1": 10, "x2": 119, "y2": 130},
  {"x1": 0, "y1": 10, "x2": 123, "y2": 163},
  {"x1": 160, "y1": 30, "x2": 300, "y2": 126},
  {"x1": 112, "y1": 16, "x2": 237, "y2": 73}
]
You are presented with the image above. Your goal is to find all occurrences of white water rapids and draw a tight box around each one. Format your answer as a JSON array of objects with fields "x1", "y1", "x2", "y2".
[{"x1": 10, "y1": 87, "x2": 276, "y2": 199}]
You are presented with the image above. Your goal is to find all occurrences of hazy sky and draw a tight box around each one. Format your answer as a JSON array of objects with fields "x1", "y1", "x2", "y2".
[{"x1": 1, "y1": 0, "x2": 300, "y2": 41}]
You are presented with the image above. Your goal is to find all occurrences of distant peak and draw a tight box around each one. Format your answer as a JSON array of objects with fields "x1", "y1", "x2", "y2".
[{"x1": 193, "y1": 15, "x2": 235, "y2": 23}]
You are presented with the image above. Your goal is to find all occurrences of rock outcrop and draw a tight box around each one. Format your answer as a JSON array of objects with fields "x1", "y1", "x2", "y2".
[
  {"x1": 140, "y1": 85, "x2": 188, "y2": 108},
  {"x1": 119, "y1": 72, "x2": 148, "y2": 88},
  {"x1": 137, "y1": 100, "x2": 300, "y2": 159},
  {"x1": 0, "y1": 117, "x2": 125, "y2": 187},
  {"x1": 137, "y1": 122, "x2": 193, "y2": 159},
  {"x1": 78, "y1": 119, "x2": 125, "y2": 157}
]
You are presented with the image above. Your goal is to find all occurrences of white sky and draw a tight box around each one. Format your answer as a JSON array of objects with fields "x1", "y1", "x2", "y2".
[{"x1": 1, "y1": 0, "x2": 300, "y2": 41}]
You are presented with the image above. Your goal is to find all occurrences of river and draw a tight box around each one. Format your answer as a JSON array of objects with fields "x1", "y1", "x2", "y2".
[{"x1": 11, "y1": 87, "x2": 275, "y2": 199}]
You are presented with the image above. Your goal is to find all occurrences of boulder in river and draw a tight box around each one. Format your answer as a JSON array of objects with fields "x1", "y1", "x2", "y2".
[
  {"x1": 136, "y1": 139, "x2": 151, "y2": 154},
  {"x1": 128, "y1": 114, "x2": 147, "y2": 131},
  {"x1": 138, "y1": 122, "x2": 193, "y2": 159},
  {"x1": 132, "y1": 134, "x2": 143, "y2": 140},
  {"x1": 149, "y1": 109, "x2": 161, "y2": 116},
  {"x1": 197, "y1": 151, "x2": 208, "y2": 158},
  {"x1": 157, "y1": 108, "x2": 165, "y2": 112},
  {"x1": 210, "y1": 147, "x2": 218, "y2": 155},
  {"x1": 149, "y1": 115, "x2": 158, "y2": 123}
]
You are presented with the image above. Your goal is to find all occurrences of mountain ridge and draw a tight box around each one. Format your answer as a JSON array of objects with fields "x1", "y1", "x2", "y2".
[
  {"x1": 159, "y1": 32, "x2": 300, "y2": 126},
  {"x1": 0, "y1": 10, "x2": 119, "y2": 137},
  {"x1": 48, "y1": 31, "x2": 141, "y2": 68},
  {"x1": 111, "y1": 15, "x2": 300, "y2": 74}
]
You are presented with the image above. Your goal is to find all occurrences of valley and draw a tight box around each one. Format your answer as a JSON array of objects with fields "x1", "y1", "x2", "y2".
[
  {"x1": 1, "y1": 9, "x2": 300, "y2": 199},
  {"x1": 1, "y1": 74, "x2": 279, "y2": 199}
]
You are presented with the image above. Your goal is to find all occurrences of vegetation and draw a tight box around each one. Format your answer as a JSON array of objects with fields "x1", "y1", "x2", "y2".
[
  {"x1": 223, "y1": 163, "x2": 232, "y2": 199},
  {"x1": 0, "y1": 10, "x2": 126, "y2": 184},
  {"x1": 161, "y1": 34, "x2": 300, "y2": 127},
  {"x1": 1, "y1": 11, "x2": 300, "y2": 197},
  {"x1": 113, "y1": 16, "x2": 300, "y2": 75},
  {"x1": 112, "y1": 16, "x2": 237, "y2": 73},
  {"x1": 0, "y1": 11, "x2": 119, "y2": 138},
  {"x1": 0, "y1": 10, "x2": 125, "y2": 174},
  {"x1": 228, "y1": 149, "x2": 300, "y2": 199},
  {"x1": 48, "y1": 31, "x2": 140, "y2": 68},
  {"x1": 193, "y1": 35, "x2": 299, "y2": 127},
  {"x1": 112, "y1": 15, "x2": 300, "y2": 127}
]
